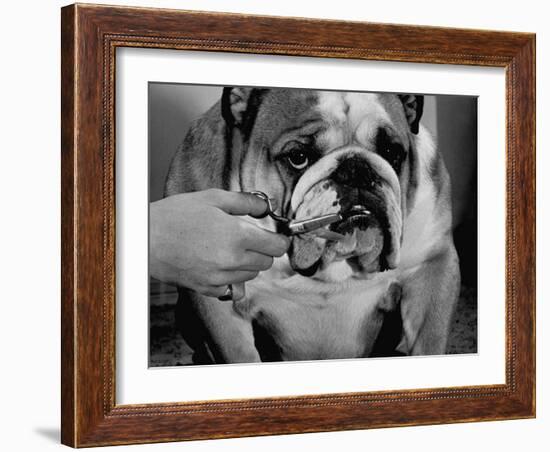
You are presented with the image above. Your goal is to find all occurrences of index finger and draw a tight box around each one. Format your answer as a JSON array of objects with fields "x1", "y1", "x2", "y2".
[{"x1": 207, "y1": 190, "x2": 269, "y2": 217}]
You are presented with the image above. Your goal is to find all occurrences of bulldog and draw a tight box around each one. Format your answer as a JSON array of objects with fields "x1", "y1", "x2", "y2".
[{"x1": 164, "y1": 87, "x2": 460, "y2": 363}]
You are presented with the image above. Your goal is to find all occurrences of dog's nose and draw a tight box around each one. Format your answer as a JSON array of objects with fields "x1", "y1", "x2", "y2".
[{"x1": 331, "y1": 156, "x2": 375, "y2": 189}]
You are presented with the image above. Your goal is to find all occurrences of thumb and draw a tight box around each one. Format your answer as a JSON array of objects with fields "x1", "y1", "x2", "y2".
[{"x1": 207, "y1": 190, "x2": 271, "y2": 217}]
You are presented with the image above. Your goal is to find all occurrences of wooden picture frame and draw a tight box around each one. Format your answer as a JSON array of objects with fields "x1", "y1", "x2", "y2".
[{"x1": 61, "y1": 3, "x2": 535, "y2": 447}]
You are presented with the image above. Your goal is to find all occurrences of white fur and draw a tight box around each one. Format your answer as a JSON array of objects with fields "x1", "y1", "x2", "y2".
[
  {"x1": 399, "y1": 125, "x2": 447, "y2": 268},
  {"x1": 317, "y1": 92, "x2": 390, "y2": 135}
]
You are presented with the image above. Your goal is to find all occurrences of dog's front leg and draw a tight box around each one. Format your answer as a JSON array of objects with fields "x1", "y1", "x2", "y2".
[
  {"x1": 397, "y1": 244, "x2": 460, "y2": 355},
  {"x1": 189, "y1": 294, "x2": 261, "y2": 364}
]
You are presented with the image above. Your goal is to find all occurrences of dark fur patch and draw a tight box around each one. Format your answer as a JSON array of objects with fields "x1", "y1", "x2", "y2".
[
  {"x1": 332, "y1": 154, "x2": 382, "y2": 188},
  {"x1": 370, "y1": 284, "x2": 404, "y2": 357},
  {"x1": 252, "y1": 315, "x2": 283, "y2": 362},
  {"x1": 175, "y1": 288, "x2": 214, "y2": 364},
  {"x1": 369, "y1": 309, "x2": 404, "y2": 357}
]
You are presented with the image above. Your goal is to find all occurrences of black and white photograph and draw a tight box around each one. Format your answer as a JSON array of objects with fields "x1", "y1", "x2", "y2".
[{"x1": 148, "y1": 83, "x2": 477, "y2": 366}]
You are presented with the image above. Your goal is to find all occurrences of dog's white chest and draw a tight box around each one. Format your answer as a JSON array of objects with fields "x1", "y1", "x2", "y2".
[{"x1": 238, "y1": 269, "x2": 398, "y2": 361}]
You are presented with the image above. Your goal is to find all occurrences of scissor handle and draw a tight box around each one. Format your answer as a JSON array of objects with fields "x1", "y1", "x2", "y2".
[{"x1": 248, "y1": 191, "x2": 289, "y2": 224}]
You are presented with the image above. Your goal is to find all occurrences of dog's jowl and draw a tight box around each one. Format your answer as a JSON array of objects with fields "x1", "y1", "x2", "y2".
[{"x1": 156, "y1": 86, "x2": 469, "y2": 365}]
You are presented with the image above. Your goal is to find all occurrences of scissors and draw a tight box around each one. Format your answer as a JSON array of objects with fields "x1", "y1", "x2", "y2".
[
  {"x1": 249, "y1": 190, "x2": 346, "y2": 241},
  {"x1": 218, "y1": 191, "x2": 370, "y2": 301}
]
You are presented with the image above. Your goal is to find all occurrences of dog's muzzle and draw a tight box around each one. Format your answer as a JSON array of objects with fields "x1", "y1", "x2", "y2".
[{"x1": 287, "y1": 147, "x2": 402, "y2": 279}]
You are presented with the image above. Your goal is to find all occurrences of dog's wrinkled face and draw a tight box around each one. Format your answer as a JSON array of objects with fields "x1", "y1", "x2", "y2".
[{"x1": 224, "y1": 88, "x2": 423, "y2": 281}]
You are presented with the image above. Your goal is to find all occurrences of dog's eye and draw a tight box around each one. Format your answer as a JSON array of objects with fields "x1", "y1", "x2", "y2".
[
  {"x1": 376, "y1": 129, "x2": 406, "y2": 172},
  {"x1": 287, "y1": 150, "x2": 309, "y2": 170},
  {"x1": 281, "y1": 140, "x2": 319, "y2": 171},
  {"x1": 381, "y1": 144, "x2": 405, "y2": 171}
]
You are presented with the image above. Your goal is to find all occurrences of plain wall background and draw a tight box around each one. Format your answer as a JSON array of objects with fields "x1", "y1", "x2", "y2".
[{"x1": 0, "y1": 1, "x2": 546, "y2": 451}]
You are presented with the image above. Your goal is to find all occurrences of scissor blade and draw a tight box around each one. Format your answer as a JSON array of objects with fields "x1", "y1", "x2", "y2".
[
  {"x1": 311, "y1": 228, "x2": 347, "y2": 241},
  {"x1": 287, "y1": 213, "x2": 343, "y2": 236}
]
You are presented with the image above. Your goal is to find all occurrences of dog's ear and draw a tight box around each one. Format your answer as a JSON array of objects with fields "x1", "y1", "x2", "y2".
[
  {"x1": 222, "y1": 87, "x2": 268, "y2": 132},
  {"x1": 221, "y1": 87, "x2": 253, "y2": 127},
  {"x1": 222, "y1": 87, "x2": 251, "y2": 126},
  {"x1": 398, "y1": 94, "x2": 424, "y2": 134}
]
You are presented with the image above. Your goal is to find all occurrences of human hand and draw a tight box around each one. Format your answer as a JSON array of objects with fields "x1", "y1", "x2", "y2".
[{"x1": 150, "y1": 189, "x2": 290, "y2": 300}]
